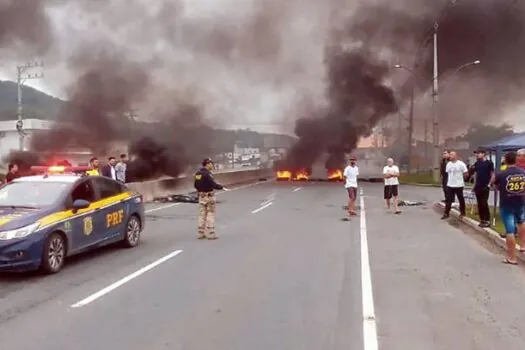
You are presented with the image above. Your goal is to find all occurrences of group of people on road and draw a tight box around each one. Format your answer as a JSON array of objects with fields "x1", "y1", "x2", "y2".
[
  {"x1": 342, "y1": 156, "x2": 402, "y2": 217},
  {"x1": 440, "y1": 148, "x2": 525, "y2": 265},
  {"x1": 3, "y1": 154, "x2": 129, "y2": 185},
  {"x1": 86, "y1": 154, "x2": 128, "y2": 183}
]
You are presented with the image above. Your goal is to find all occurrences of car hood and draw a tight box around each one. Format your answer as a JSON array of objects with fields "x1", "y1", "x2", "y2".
[{"x1": 0, "y1": 207, "x2": 51, "y2": 231}]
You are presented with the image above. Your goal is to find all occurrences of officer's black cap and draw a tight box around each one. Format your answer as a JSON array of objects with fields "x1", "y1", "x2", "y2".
[{"x1": 202, "y1": 158, "x2": 213, "y2": 167}]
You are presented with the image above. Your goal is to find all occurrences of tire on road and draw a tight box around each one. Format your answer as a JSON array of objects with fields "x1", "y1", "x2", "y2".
[
  {"x1": 122, "y1": 214, "x2": 141, "y2": 248},
  {"x1": 40, "y1": 232, "x2": 67, "y2": 274}
]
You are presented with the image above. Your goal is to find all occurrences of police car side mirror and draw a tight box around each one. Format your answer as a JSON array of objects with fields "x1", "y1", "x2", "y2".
[{"x1": 71, "y1": 199, "x2": 90, "y2": 212}]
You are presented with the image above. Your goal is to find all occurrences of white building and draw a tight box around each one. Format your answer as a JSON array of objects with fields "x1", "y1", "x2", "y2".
[
  {"x1": 0, "y1": 119, "x2": 54, "y2": 163},
  {"x1": 0, "y1": 119, "x2": 128, "y2": 169}
]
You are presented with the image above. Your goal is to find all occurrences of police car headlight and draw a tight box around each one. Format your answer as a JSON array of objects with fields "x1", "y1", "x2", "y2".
[{"x1": 0, "y1": 223, "x2": 40, "y2": 240}]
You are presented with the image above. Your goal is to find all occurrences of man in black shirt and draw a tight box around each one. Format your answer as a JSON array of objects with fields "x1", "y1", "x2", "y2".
[
  {"x1": 440, "y1": 150, "x2": 450, "y2": 202},
  {"x1": 491, "y1": 151, "x2": 525, "y2": 265},
  {"x1": 4, "y1": 163, "x2": 20, "y2": 184},
  {"x1": 469, "y1": 149, "x2": 494, "y2": 227},
  {"x1": 194, "y1": 158, "x2": 228, "y2": 240}
]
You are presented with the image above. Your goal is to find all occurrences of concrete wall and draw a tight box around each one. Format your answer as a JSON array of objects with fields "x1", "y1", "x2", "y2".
[{"x1": 127, "y1": 168, "x2": 272, "y2": 201}]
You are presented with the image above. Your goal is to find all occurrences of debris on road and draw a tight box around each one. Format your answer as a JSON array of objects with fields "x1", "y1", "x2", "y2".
[
  {"x1": 154, "y1": 194, "x2": 199, "y2": 203},
  {"x1": 398, "y1": 200, "x2": 426, "y2": 206}
]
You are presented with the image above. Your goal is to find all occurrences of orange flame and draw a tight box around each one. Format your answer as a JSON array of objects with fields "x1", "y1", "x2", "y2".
[
  {"x1": 276, "y1": 170, "x2": 292, "y2": 179},
  {"x1": 295, "y1": 170, "x2": 309, "y2": 180},
  {"x1": 327, "y1": 169, "x2": 343, "y2": 180}
]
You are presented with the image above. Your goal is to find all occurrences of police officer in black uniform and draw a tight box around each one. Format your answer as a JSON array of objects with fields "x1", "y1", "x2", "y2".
[{"x1": 194, "y1": 158, "x2": 228, "y2": 240}]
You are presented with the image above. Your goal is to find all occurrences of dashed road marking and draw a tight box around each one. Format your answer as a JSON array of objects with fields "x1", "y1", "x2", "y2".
[
  {"x1": 71, "y1": 250, "x2": 184, "y2": 308},
  {"x1": 144, "y1": 180, "x2": 267, "y2": 214},
  {"x1": 251, "y1": 202, "x2": 273, "y2": 214}
]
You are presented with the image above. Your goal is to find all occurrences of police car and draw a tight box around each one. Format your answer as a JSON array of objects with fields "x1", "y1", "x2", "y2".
[{"x1": 0, "y1": 166, "x2": 145, "y2": 274}]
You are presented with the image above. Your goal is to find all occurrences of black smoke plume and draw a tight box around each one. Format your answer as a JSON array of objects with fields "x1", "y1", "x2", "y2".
[
  {"x1": 284, "y1": 46, "x2": 398, "y2": 171},
  {"x1": 283, "y1": 0, "x2": 525, "y2": 170}
]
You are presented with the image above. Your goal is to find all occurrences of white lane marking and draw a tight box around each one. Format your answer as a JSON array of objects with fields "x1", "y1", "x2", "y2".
[
  {"x1": 144, "y1": 180, "x2": 268, "y2": 214},
  {"x1": 293, "y1": 187, "x2": 302, "y2": 192},
  {"x1": 145, "y1": 203, "x2": 180, "y2": 213},
  {"x1": 359, "y1": 188, "x2": 378, "y2": 350},
  {"x1": 220, "y1": 180, "x2": 267, "y2": 194},
  {"x1": 251, "y1": 201, "x2": 273, "y2": 214},
  {"x1": 71, "y1": 250, "x2": 184, "y2": 308}
]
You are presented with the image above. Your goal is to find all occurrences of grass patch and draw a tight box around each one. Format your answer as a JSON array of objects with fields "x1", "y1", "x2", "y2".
[
  {"x1": 399, "y1": 172, "x2": 438, "y2": 185},
  {"x1": 465, "y1": 204, "x2": 506, "y2": 237}
]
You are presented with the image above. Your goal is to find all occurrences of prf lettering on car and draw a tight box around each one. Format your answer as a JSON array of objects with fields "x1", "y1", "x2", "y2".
[{"x1": 106, "y1": 209, "x2": 124, "y2": 227}]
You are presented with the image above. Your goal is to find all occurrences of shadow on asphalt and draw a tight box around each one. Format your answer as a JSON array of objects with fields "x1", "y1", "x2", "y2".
[{"x1": 0, "y1": 243, "x2": 124, "y2": 281}]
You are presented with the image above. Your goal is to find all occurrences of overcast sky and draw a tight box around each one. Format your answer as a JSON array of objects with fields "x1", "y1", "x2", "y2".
[{"x1": 0, "y1": 0, "x2": 523, "y2": 136}]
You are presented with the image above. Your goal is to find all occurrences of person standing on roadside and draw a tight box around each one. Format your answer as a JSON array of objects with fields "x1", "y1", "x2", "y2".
[
  {"x1": 194, "y1": 158, "x2": 228, "y2": 240},
  {"x1": 115, "y1": 154, "x2": 127, "y2": 183},
  {"x1": 517, "y1": 149, "x2": 525, "y2": 169},
  {"x1": 442, "y1": 151, "x2": 468, "y2": 219},
  {"x1": 469, "y1": 149, "x2": 494, "y2": 227},
  {"x1": 383, "y1": 157, "x2": 401, "y2": 214},
  {"x1": 440, "y1": 150, "x2": 451, "y2": 202},
  {"x1": 85, "y1": 157, "x2": 100, "y2": 176},
  {"x1": 101, "y1": 157, "x2": 117, "y2": 180},
  {"x1": 491, "y1": 151, "x2": 525, "y2": 265},
  {"x1": 343, "y1": 156, "x2": 359, "y2": 216},
  {"x1": 4, "y1": 163, "x2": 20, "y2": 184}
]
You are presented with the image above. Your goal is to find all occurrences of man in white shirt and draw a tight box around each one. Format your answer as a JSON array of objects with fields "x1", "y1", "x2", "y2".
[
  {"x1": 383, "y1": 158, "x2": 401, "y2": 214},
  {"x1": 343, "y1": 156, "x2": 359, "y2": 216},
  {"x1": 442, "y1": 151, "x2": 468, "y2": 219}
]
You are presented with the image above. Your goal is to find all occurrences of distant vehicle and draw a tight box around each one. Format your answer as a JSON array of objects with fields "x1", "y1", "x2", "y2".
[{"x1": 0, "y1": 166, "x2": 145, "y2": 274}]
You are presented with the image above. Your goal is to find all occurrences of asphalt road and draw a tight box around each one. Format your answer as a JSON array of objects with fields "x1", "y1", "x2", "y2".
[{"x1": 0, "y1": 181, "x2": 524, "y2": 349}]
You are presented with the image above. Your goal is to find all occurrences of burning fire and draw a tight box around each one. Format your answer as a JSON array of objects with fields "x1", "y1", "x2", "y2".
[
  {"x1": 327, "y1": 169, "x2": 343, "y2": 180},
  {"x1": 295, "y1": 170, "x2": 309, "y2": 181},
  {"x1": 276, "y1": 170, "x2": 292, "y2": 180}
]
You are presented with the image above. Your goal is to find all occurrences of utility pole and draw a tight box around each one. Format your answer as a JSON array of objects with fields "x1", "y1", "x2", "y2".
[
  {"x1": 407, "y1": 81, "x2": 415, "y2": 173},
  {"x1": 17, "y1": 61, "x2": 44, "y2": 151},
  {"x1": 424, "y1": 119, "x2": 428, "y2": 170},
  {"x1": 432, "y1": 22, "x2": 440, "y2": 183}
]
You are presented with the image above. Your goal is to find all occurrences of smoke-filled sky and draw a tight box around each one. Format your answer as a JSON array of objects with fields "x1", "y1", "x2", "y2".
[{"x1": 0, "y1": 0, "x2": 524, "y2": 160}]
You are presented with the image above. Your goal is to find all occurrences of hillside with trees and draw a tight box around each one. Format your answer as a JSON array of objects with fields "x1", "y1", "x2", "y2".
[
  {"x1": 0, "y1": 80, "x2": 296, "y2": 151},
  {"x1": 0, "y1": 80, "x2": 64, "y2": 121}
]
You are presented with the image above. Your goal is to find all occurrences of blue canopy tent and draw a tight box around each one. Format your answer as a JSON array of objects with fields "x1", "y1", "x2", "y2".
[{"x1": 480, "y1": 132, "x2": 525, "y2": 226}]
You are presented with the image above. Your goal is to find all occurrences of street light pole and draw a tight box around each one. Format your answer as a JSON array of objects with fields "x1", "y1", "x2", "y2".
[{"x1": 432, "y1": 22, "x2": 440, "y2": 183}]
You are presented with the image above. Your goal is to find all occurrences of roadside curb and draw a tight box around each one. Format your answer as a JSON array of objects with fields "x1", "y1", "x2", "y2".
[
  {"x1": 401, "y1": 182, "x2": 474, "y2": 189},
  {"x1": 433, "y1": 201, "x2": 525, "y2": 264},
  {"x1": 400, "y1": 182, "x2": 440, "y2": 187}
]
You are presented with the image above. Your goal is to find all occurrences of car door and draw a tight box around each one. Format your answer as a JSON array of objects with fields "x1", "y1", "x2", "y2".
[
  {"x1": 91, "y1": 177, "x2": 128, "y2": 241},
  {"x1": 67, "y1": 178, "x2": 105, "y2": 253}
]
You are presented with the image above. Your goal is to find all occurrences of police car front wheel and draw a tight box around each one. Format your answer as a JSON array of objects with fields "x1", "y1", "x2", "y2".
[
  {"x1": 123, "y1": 215, "x2": 141, "y2": 248},
  {"x1": 41, "y1": 232, "x2": 66, "y2": 274}
]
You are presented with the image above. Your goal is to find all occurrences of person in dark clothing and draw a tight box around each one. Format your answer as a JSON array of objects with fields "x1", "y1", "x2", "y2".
[
  {"x1": 4, "y1": 163, "x2": 20, "y2": 184},
  {"x1": 440, "y1": 150, "x2": 451, "y2": 202},
  {"x1": 491, "y1": 151, "x2": 525, "y2": 265},
  {"x1": 194, "y1": 158, "x2": 228, "y2": 240},
  {"x1": 101, "y1": 157, "x2": 117, "y2": 180},
  {"x1": 469, "y1": 149, "x2": 494, "y2": 227}
]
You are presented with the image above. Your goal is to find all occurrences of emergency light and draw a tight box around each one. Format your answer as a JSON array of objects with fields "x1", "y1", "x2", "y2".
[{"x1": 30, "y1": 166, "x2": 91, "y2": 174}]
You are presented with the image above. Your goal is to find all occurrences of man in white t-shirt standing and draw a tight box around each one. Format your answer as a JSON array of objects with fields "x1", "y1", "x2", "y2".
[
  {"x1": 343, "y1": 156, "x2": 359, "y2": 216},
  {"x1": 442, "y1": 151, "x2": 468, "y2": 219},
  {"x1": 383, "y1": 158, "x2": 402, "y2": 214}
]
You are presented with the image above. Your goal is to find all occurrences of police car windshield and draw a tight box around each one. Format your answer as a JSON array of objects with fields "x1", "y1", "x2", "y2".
[{"x1": 0, "y1": 181, "x2": 69, "y2": 208}]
